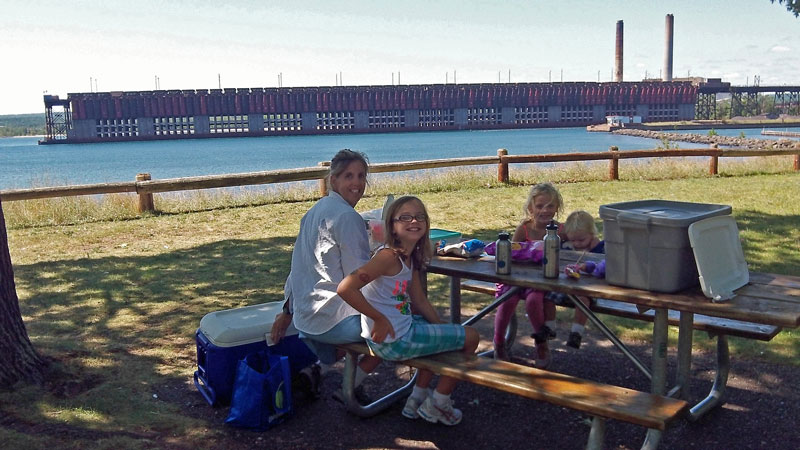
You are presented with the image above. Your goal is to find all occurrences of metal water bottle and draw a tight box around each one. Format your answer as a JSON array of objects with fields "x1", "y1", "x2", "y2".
[
  {"x1": 495, "y1": 232, "x2": 511, "y2": 275},
  {"x1": 543, "y1": 220, "x2": 560, "y2": 279}
]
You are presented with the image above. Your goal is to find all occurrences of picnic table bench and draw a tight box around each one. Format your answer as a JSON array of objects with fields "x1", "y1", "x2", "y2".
[{"x1": 338, "y1": 342, "x2": 687, "y2": 450}]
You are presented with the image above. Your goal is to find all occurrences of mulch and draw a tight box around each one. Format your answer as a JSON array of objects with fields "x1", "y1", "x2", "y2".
[{"x1": 183, "y1": 315, "x2": 800, "y2": 450}]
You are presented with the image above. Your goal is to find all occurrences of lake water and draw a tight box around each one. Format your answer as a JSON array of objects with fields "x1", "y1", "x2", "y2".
[{"x1": 0, "y1": 126, "x2": 793, "y2": 190}]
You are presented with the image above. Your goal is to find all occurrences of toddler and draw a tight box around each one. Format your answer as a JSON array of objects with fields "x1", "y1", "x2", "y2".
[{"x1": 547, "y1": 210, "x2": 605, "y2": 349}]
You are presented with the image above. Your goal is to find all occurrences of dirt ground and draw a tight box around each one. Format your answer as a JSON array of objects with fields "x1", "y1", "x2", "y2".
[{"x1": 183, "y1": 315, "x2": 800, "y2": 450}]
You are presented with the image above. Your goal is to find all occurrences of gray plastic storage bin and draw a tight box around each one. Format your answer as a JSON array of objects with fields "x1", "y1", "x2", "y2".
[{"x1": 599, "y1": 200, "x2": 732, "y2": 293}]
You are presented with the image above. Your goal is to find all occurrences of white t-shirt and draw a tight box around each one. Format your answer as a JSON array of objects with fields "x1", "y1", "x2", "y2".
[
  {"x1": 360, "y1": 249, "x2": 414, "y2": 343},
  {"x1": 285, "y1": 191, "x2": 370, "y2": 335}
]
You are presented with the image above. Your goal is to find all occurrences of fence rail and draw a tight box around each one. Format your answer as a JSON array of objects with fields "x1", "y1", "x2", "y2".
[{"x1": 1, "y1": 147, "x2": 798, "y2": 212}]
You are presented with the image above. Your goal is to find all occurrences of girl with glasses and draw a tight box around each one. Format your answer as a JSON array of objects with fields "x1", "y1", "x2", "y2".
[{"x1": 337, "y1": 196, "x2": 479, "y2": 426}]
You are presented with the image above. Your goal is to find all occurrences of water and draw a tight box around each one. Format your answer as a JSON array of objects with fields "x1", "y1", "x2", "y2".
[{"x1": 0, "y1": 126, "x2": 791, "y2": 191}]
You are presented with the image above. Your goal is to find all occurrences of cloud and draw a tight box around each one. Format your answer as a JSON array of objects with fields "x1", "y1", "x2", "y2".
[{"x1": 770, "y1": 45, "x2": 791, "y2": 53}]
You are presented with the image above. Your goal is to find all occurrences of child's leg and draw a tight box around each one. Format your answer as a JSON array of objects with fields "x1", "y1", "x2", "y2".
[
  {"x1": 526, "y1": 290, "x2": 551, "y2": 368},
  {"x1": 543, "y1": 299, "x2": 557, "y2": 337},
  {"x1": 567, "y1": 296, "x2": 591, "y2": 350},
  {"x1": 523, "y1": 290, "x2": 545, "y2": 331},
  {"x1": 418, "y1": 376, "x2": 464, "y2": 425},
  {"x1": 493, "y1": 293, "x2": 521, "y2": 345},
  {"x1": 463, "y1": 326, "x2": 480, "y2": 354},
  {"x1": 573, "y1": 296, "x2": 590, "y2": 326},
  {"x1": 415, "y1": 368, "x2": 434, "y2": 389},
  {"x1": 402, "y1": 368, "x2": 435, "y2": 419},
  {"x1": 358, "y1": 354, "x2": 382, "y2": 375}
]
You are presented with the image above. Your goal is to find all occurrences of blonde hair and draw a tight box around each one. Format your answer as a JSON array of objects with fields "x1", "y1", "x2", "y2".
[
  {"x1": 383, "y1": 195, "x2": 433, "y2": 269},
  {"x1": 523, "y1": 182, "x2": 564, "y2": 220},
  {"x1": 563, "y1": 210, "x2": 598, "y2": 236}
]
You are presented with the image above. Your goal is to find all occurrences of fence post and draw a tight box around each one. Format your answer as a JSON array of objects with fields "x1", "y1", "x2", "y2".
[
  {"x1": 135, "y1": 173, "x2": 155, "y2": 213},
  {"x1": 709, "y1": 144, "x2": 719, "y2": 176},
  {"x1": 608, "y1": 146, "x2": 619, "y2": 180},
  {"x1": 318, "y1": 161, "x2": 330, "y2": 196},
  {"x1": 795, "y1": 143, "x2": 800, "y2": 171},
  {"x1": 497, "y1": 148, "x2": 509, "y2": 183}
]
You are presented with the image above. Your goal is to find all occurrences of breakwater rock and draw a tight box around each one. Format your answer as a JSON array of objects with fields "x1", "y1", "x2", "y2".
[{"x1": 612, "y1": 129, "x2": 800, "y2": 149}]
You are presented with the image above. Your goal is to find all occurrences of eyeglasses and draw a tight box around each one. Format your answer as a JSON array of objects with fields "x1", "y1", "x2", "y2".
[{"x1": 394, "y1": 213, "x2": 428, "y2": 223}]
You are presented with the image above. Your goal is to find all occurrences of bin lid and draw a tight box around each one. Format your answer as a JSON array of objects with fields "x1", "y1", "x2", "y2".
[
  {"x1": 600, "y1": 200, "x2": 732, "y2": 227},
  {"x1": 199, "y1": 302, "x2": 298, "y2": 347},
  {"x1": 688, "y1": 216, "x2": 749, "y2": 302}
]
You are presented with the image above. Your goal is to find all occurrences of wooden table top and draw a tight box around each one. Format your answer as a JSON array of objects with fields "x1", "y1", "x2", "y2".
[{"x1": 426, "y1": 251, "x2": 800, "y2": 328}]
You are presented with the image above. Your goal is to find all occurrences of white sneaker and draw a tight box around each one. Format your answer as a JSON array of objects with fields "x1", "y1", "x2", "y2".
[
  {"x1": 417, "y1": 396, "x2": 463, "y2": 426},
  {"x1": 402, "y1": 395, "x2": 424, "y2": 419}
]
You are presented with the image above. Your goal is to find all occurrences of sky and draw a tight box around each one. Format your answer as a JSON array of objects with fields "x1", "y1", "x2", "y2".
[{"x1": 1, "y1": 0, "x2": 799, "y2": 115}]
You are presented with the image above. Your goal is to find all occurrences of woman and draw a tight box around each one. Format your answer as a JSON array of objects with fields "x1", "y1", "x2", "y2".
[{"x1": 270, "y1": 149, "x2": 381, "y2": 399}]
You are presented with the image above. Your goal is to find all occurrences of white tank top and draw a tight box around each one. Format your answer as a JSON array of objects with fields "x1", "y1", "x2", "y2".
[{"x1": 360, "y1": 249, "x2": 413, "y2": 343}]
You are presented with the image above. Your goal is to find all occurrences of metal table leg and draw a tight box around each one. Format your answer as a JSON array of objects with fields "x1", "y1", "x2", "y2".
[
  {"x1": 688, "y1": 334, "x2": 730, "y2": 421},
  {"x1": 671, "y1": 311, "x2": 694, "y2": 400},
  {"x1": 567, "y1": 294, "x2": 652, "y2": 380},
  {"x1": 643, "y1": 308, "x2": 669, "y2": 449},
  {"x1": 449, "y1": 276, "x2": 462, "y2": 324},
  {"x1": 341, "y1": 348, "x2": 416, "y2": 417}
]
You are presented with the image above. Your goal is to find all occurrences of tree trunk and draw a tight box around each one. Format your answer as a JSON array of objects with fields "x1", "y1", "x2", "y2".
[{"x1": 0, "y1": 198, "x2": 46, "y2": 388}]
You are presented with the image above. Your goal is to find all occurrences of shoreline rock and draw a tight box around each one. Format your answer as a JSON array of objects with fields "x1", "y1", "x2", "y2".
[{"x1": 612, "y1": 128, "x2": 800, "y2": 149}]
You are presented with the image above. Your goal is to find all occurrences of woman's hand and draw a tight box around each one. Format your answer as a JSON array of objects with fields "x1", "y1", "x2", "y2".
[
  {"x1": 270, "y1": 313, "x2": 292, "y2": 343},
  {"x1": 370, "y1": 315, "x2": 395, "y2": 343}
]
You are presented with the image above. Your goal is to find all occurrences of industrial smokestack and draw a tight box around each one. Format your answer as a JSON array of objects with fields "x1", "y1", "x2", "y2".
[
  {"x1": 614, "y1": 20, "x2": 624, "y2": 82},
  {"x1": 664, "y1": 14, "x2": 674, "y2": 81}
]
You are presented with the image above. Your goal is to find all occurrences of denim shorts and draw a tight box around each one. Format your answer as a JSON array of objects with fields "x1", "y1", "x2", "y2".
[
  {"x1": 299, "y1": 314, "x2": 363, "y2": 365},
  {"x1": 366, "y1": 316, "x2": 466, "y2": 362},
  {"x1": 545, "y1": 291, "x2": 596, "y2": 307}
]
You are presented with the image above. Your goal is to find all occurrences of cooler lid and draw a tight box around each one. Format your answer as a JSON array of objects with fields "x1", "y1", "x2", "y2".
[
  {"x1": 199, "y1": 302, "x2": 298, "y2": 347},
  {"x1": 688, "y1": 216, "x2": 749, "y2": 302}
]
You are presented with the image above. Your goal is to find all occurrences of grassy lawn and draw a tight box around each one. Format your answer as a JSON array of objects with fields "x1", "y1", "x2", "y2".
[{"x1": 2, "y1": 158, "x2": 799, "y2": 448}]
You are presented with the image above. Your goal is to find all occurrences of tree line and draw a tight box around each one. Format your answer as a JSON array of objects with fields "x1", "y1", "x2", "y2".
[{"x1": 0, "y1": 114, "x2": 46, "y2": 137}]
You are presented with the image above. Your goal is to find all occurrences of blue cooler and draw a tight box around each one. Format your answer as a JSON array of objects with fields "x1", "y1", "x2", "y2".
[{"x1": 194, "y1": 301, "x2": 317, "y2": 406}]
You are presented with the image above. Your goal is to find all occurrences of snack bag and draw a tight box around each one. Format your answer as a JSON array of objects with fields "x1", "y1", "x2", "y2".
[
  {"x1": 485, "y1": 240, "x2": 543, "y2": 263},
  {"x1": 437, "y1": 239, "x2": 486, "y2": 258}
]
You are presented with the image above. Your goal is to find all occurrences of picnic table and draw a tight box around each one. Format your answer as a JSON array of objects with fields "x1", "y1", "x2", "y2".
[{"x1": 425, "y1": 250, "x2": 800, "y2": 447}]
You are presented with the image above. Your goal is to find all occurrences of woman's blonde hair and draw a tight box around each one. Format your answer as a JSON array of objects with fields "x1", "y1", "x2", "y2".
[
  {"x1": 523, "y1": 182, "x2": 564, "y2": 219},
  {"x1": 563, "y1": 210, "x2": 598, "y2": 236},
  {"x1": 383, "y1": 195, "x2": 433, "y2": 269}
]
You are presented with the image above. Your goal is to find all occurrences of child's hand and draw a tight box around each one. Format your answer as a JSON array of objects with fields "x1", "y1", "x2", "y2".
[{"x1": 370, "y1": 315, "x2": 396, "y2": 343}]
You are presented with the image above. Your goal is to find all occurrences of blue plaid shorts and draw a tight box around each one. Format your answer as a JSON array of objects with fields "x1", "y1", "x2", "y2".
[{"x1": 366, "y1": 315, "x2": 466, "y2": 361}]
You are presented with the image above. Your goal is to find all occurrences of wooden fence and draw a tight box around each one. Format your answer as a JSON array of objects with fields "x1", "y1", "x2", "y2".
[{"x1": 1, "y1": 147, "x2": 799, "y2": 213}]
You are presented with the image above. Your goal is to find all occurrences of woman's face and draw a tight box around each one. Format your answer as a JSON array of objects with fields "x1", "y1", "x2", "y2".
[
  {"x1": 529, "y1": 194, "x2": 558, "y2": 227},
  {"x1": 329, "y1": 160, "x2": 367, "y2": 207}
]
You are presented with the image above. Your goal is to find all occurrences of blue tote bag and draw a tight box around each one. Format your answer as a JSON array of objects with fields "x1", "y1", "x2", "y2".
[{"x1": 225, "y1": 350, "x2": 292, "y2": 430}]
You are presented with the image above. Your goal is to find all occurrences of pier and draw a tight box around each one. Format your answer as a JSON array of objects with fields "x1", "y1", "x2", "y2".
[
  {"x1": 40, "y1": 81, "x2": 698, "y2": 144},
  {"x1": 761, "y1": 129, "x2": 800, "y2": 137}
]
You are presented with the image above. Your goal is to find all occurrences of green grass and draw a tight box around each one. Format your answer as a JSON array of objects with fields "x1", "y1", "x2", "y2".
[{"x1": 2, "y1": 156, "x2": 800, "y2": 448}]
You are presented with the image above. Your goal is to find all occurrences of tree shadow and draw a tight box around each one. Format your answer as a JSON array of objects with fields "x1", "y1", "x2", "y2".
[{"x1": 4, "y1": 237, "x2": 295, "y2": 446}]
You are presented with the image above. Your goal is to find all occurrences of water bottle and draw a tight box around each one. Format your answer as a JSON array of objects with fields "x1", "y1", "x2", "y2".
[
  {"x1": 543, "y1": 220, "x2": 560, "y2": 279},
  {"x1": 495, "y1": 232, "x2": 511, "y2": 275}
]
